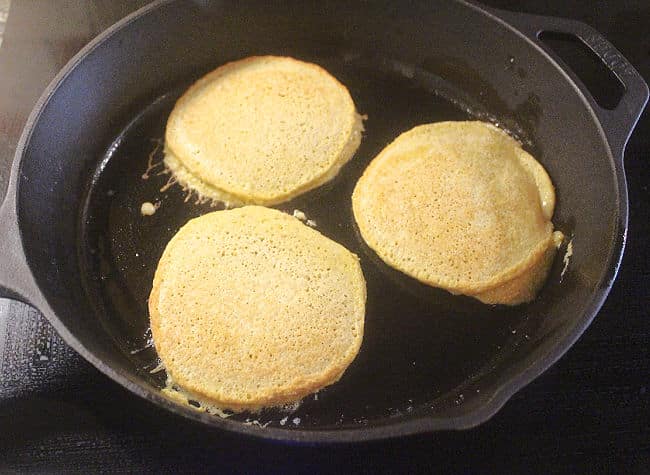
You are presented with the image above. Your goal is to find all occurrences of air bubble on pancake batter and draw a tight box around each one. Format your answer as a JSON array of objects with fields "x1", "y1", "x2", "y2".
[
  {"x1": 140, "y1": 201, "x2": 160, "y2": 216},
  {"x1": 162, "y1": 377, "x2": 234, "y2": 419}
]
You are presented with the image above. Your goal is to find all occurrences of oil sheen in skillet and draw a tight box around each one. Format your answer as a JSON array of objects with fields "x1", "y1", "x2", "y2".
[{"x1": 80, "y1": 56, "x2": 545, "y2": 429}]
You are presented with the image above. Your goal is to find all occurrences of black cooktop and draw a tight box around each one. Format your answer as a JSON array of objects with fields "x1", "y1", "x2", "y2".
[{"x1": 0, "y1": 1, "x2": 648, "y2": 473}]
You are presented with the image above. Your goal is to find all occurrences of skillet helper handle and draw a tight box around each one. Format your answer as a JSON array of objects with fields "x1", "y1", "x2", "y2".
[
  {"x1": 0, "y1": 193, "x2": 39, "y2": 306},
  {"x1": 492, "y1": 9, "x2": 649, "y2": 157}
]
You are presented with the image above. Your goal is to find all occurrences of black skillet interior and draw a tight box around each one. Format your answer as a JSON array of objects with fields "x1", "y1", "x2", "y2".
[
  {"x1": 81, "y1": 56, "x2": 543, "y2": 427},
  {"x1": 12, "y1": 0, "x2": 632, "y2": 436}
]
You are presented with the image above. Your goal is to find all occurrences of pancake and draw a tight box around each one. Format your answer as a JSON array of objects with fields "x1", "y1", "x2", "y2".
[
  {"x1": 164, "y1": 56, "x2": 364, "y2": 207},
  {"x1": 149, "y1": 206, "x2": 366, "y2": 411},
  {"x1": 352, "y1": 121, "x2": 563, "y2": 305}
]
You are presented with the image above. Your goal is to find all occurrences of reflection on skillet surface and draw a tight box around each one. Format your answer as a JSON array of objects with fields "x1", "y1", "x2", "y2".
[{"x1": 79, "y1": 55, "x2": 569, "y2": 429}]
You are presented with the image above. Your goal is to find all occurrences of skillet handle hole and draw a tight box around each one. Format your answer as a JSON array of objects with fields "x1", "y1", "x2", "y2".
[{"x1": 539, "y1": 31, "x2": 625, "y2": 110}]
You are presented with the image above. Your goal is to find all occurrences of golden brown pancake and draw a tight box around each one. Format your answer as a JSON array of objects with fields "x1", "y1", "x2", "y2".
[
  {"x1": 352, "y1": 121, "x2": 563, "y2": 305},
  {"x1": 164, "y1": 56, "x2": 364, "y2": 207},
  {"x1": 149, "y1": 206, "x2": 366, "y2": 411}
]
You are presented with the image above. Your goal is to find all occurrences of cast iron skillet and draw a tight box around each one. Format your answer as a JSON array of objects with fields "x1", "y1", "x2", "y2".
[{"x1": 0, "y1": 0, "x2": 647, "y2": 443}]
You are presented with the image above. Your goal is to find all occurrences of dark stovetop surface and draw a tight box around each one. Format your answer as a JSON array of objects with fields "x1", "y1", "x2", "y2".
[{"x1": 0, "y1": 1, "x2": 648, "y2": 473}]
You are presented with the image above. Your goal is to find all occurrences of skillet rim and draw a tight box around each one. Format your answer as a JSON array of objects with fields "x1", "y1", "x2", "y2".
[{"x1": 10, "y1": 0, "x2": 628, "y2": 443}]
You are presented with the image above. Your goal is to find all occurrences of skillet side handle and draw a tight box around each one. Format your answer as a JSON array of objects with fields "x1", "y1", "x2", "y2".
[
  {"x1": 0, "y1": 193, "x2": 40, "y2": 306},
  {"x1": 490, "y1": 9, "x2": 649, "y2": 157}
]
